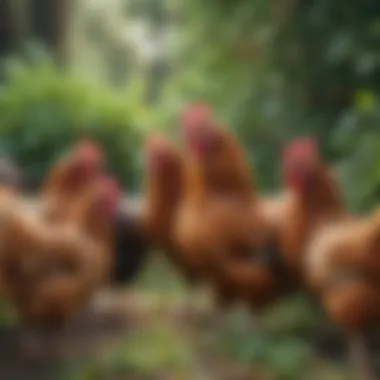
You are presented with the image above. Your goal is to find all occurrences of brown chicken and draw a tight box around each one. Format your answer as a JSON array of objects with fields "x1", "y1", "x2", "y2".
[
  {"x1": 142, "y1": 134, "x2": 183, "y2": 250},
  {"x1": 278, "y1": 137, "x2": 348, "y2": 281},
  {"x1": 67, "y1": 174, "x2": 122, "y2": 285},
  {"x1": 41, "y1": 139, "x2": 149, "y2": 286},
  {"x1": 172, "y1": 108, "x2": 350, "y2": 327},
  {"x1": 140, "y1": 131, "x2": 230, "y2": 322},
  {"x1": 141, "y1": 133, "x2": 188, "y2": 274},
  {"x1": 0, "y1": 173, "x2": 119, "y2": 357},
  {"x1": 304, "y1": 203, "x2": 380, "y2": 380},
  {"x1": 209, "y1": 137, "x2": 347, "y2": 311},
  {"x1": 173, "y1": 104, "x2": 279, "y2": 317},
  {"x1": 278, "y1": 138, "x2": 380, "y2": 379}
]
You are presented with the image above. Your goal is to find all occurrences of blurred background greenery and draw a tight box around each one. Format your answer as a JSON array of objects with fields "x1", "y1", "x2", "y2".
[
  {"x1": 0, "y1": 0, "x2": 380, "y2": 379},
  {"x1": 2, "y1": 0, "x2": 380, "y2": 207}
]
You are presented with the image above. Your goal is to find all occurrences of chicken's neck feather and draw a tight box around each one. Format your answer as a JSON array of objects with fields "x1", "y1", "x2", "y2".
[{"x1": 297, "y1": 167, "x2": 345, "y2": 216}]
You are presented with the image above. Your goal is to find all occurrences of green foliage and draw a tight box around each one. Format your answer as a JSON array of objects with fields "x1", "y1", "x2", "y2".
[
  {"x1": 104, "y1": 324, "x2": 193, "y2": 374},
  {"x1": 160, "y1": 0, "x2": 380, "y2": 208},
  {"x1": 0, "y1": 1, "x2": 377, "y2": 378},
  {"x1": 333, "y1": 89, "x2": 380, "y2": 211},
  {"x1": 215, "y1": 306, "x2": 339, "y2": 380},
  {"x1": 0, "y1": 56, "x2": 147, "y2": 190}
]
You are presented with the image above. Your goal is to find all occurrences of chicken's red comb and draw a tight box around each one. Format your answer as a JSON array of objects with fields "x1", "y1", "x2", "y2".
[
  {"x1": 282, "y1": 137, "x2": 318, "y2": 161},
  {"x1": 180, "y1": 102, "x2": 212, "y2": 131}
]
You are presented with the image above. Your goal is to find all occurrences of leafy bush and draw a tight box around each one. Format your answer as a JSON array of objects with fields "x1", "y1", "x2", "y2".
[
  {"x1": 0, "y1": 57, "x2": 149, "y2": 190},
  {"x1": 332, "y1": 89, "x2": 380, "y2": 212}
]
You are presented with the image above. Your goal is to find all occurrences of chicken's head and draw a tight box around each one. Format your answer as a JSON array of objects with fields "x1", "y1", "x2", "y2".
[
  {"x1": 180, "y1": 102, "x2": 218, "y2": 155},
  {"x1": 180, "y1": 103, "x2": 253, "y2": 197},
  {"x1": 282, "y1": 137, "x2": 320, "y2": 191},
  {"x1": 49, "y1": 140, "x2": 104, "y2": 194},
  {"x1": 91, "y1": 175, "x2": 121, "y2": 218},
  {"x1": 72, "y1": 139, "x2": 104, "y2": 178}
]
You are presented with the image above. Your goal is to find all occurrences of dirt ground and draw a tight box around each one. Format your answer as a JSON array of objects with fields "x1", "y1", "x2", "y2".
[
  {"x1": 0, "y1": 253, "x2": 373, "y2": 380},
  {"x1": 0, "y1": 287, "x2": 352, "y2": 380},
  {"x1": 0, "y1": 289, "x2": 225, "y2": 380}
]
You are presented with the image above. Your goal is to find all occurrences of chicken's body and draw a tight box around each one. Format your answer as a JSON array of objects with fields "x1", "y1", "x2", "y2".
[
  {"x1": 141, "y1": 135, "x2": 186, "y2": 274},
  {"x1": 0, "y1": 194, "x2": 103, "y2": 332},
  {"x1": 280, "y1": 138, "x2": 378, "y2": 379},
  {"x1": 303, "y1": 212, "x2": 380, "y2": 380},
  {"x1": 207, "y1": 193, "x2": 301, "y2": 312},
  {"x1": 173, "y1": 104, "x2": 285, "y2": 315},
  {"x1": 305, "y1": 206, "x2": 380, "y2": 321},
  {"x1": 279, "y1": 139, "x2": 347, "y2": 283},
  {"x1": 41, "y1": 140, "x2": 149, "y2": 286},
  {"x1": 0, "y1": 143, "x2": 127, "y2": 356}
]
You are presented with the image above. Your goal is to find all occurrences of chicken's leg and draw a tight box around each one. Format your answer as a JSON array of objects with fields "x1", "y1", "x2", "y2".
[{"x1": 348, "y1": 333, "x2": 377, "y2": 380}]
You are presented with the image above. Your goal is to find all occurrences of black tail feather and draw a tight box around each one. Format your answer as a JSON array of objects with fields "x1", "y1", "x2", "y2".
[{"x1": 110, "y1": 207, "x2": 150, "y2": 285}]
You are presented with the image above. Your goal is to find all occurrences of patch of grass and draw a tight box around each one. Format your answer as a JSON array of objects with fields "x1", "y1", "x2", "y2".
[
  {"x1": 132, "y1": 257, "x2": 350, "y2": 380},
  {"x1": 0, "y1": 255, "x2": 351, "y2": 380},
  {"x1": 135, "y1": 254, "x2": 187, "y2": 297},
  {"x1": 60, "y1": 362, "x2": 101, "y2": 380},
  {"x1": 306, "y1": 360, "x2": 349, "y2": 380},
  {"x1": 60, "y1": 318, "x2": 197, "y2": 379},
  {"x1": 101, "y1": 321, "x2": 195, "y2": 377}
]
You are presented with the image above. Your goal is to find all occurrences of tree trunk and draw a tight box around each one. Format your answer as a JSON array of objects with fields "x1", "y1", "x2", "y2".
[
  {"x1": 0, "y1": 1, "x2": 18, "y2": 82},
  {"x1": 0, "y1": 1, "x2": 16, "y2": 56},
  {"x1": 29, "y1": 0, "x2": 73, "y2": 65}
]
